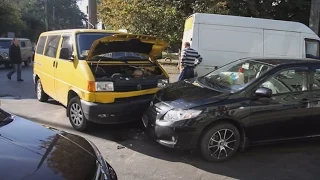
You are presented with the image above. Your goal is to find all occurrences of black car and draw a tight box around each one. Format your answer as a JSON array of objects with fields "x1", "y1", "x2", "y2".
[
  {"x1": 143, "y1": 57, "x2": 320, "y2": 162},
  {"x1": 0, "y1": 108, "x2": 117, "y2": 180}
]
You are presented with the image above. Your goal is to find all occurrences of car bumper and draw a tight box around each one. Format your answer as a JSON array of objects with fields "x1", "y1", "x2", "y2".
[
  {"x1": 142, "y1": 107, "x2": 201, "y2": 150},
  {"x1": 80, "y1": 95, "x2": 153, "y2": 124}
]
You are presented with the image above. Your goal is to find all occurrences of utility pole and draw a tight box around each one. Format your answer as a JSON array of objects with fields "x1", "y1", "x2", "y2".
[
  {"x1": 39, "y1": 0, "x2": 48, "y2": 31},
  {"x1": 88, "y1": 0, "x2": 97, "y2": 29},
  {"x1": 310, "y1": 0, "x2": 320, "y2": 35}
]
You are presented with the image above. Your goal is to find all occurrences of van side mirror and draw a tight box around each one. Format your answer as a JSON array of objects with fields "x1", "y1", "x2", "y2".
[
  {"x1": 255, "y1": 87, "x2": 272, "y2": 98},
  {"x1": 60, "y1": 48, "x2": 74, "y2": 60}
]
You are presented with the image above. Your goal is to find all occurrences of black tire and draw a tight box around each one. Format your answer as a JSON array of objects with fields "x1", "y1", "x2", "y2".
[
  {"x1": 36, "y1": 79, "x2": 49, "y2": 102},
  {"x1": 67, "y1": 96, "x2": 89, "y2": 132},
  {"x1": 200, "y1": 123, "x2": 240, "y2": 162}
]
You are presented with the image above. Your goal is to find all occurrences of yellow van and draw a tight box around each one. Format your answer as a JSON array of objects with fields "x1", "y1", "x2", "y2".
[{"x1": 33, "y1": 29, "x2": 169, "y2": 131}]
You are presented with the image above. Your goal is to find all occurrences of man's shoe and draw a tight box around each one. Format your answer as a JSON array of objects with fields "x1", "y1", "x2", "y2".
[
  {"x1": 17, "y1": 79, "x2": 24, "y2": 82},
  {"x1": 7, "y1": 74, "x2": 11, "y2": 80}
]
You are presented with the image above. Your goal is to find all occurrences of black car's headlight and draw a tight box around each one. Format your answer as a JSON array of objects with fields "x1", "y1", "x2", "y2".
[{"x1": 163, "y1": 108, "x2": 202, "y2": 122}]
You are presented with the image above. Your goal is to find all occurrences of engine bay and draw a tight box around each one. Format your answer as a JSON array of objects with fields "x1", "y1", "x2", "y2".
[{"x1": 89, "y1": 63, "x2": 165, "y2": 81}]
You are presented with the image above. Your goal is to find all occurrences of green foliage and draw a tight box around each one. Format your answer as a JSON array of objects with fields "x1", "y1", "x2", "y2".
[
  {"x1": 0, "y1": 0, "x2": 86, "y2": 41},
  {"x1": 98, "y1": 0, "x2": 315, "y2": 51}
]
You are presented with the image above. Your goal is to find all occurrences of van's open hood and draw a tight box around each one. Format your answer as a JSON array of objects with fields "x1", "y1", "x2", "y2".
[{"x1": 86, "y1": 34, "x2": 168, "y2": 60}]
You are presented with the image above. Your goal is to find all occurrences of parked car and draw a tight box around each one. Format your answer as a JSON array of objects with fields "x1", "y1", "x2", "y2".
[
  {"x1": 143, "y1": 57, "x2": 320, "y2": 162},
  {"x1": 182, "y1": 13, "x2": 320, "y2": 76},
  {"x1": 0, "y1": 107, "x2": 117, "y2": 180},
  {"x1": 0, "y1": 38, "x2": 33, "y2": 67},
  {"x1": 33, "y1": 29, "x2": 169, "y2": 132}
]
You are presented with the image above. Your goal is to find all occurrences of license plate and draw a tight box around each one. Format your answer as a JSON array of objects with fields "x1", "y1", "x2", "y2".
[{"x1": 142, "y1": 115, "x2": 148, "y2": 128}]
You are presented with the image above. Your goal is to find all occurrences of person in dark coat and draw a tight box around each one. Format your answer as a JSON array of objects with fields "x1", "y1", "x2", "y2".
[{"x1": 7, "y1": 38, "x2": 24, "y2": 81}]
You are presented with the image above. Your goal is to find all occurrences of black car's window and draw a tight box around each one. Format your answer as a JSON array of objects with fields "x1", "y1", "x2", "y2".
[
  {"x1": 36, "y1": 36, "x2": 47, "y2": 55},
  {"x1": 259, "y1": 67, "x2": 309, "y2": 95},
  {"x1": 311, "y1": 67, "x2": 320, "y2": 90},
  {"x1": 44, "y1": 35, "x2": 61, "y2": 58}
]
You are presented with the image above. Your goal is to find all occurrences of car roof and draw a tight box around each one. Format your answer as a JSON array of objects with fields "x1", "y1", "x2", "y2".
[
  {"x1": 245, "y1": 57, "x2": 320, "y2": 66},
  {"x1": 40, "y1": 29, "x2": 123, "y2": 36}
]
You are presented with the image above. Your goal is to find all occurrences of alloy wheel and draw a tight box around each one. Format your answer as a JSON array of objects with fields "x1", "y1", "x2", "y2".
[
  {"x1": 208, "y1": 129, "x2": 236, "y2": 159},
  {"x1": 70, "y1": 103, "x2": 83, "y2": 127}
]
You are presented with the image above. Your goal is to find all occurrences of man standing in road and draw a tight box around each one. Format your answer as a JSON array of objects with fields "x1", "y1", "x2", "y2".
[
  {"x1": 7, "y1": 38, "x2": 24, "y2": 81},
  {"x1": 178, "y1": 42, "x2": 203, "y2": 81}
]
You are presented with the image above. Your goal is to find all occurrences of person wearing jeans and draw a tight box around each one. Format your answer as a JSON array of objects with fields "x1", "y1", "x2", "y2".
[{"x1": 7, "y1": 38, "x2": 23, "y2": 81}]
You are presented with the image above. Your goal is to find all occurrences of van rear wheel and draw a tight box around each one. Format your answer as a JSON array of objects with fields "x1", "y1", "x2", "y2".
[
  {"x1": 68, "y1": 97, "x2": 89, "y2": 132},
  {"x1": 36, "y1": 79, "x2": 49, "y2": 102}
]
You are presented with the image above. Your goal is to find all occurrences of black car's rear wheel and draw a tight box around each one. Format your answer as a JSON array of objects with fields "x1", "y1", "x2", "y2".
[
  {"x1": 200, "y1": 123, "x2": 240, "y2": 162},
  {"x1": 67, "y1": 97, "x2": 89, "y2": 132}
]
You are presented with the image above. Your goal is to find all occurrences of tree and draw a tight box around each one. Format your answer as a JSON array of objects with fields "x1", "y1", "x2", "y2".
[
  {"x1": 309, "y1": 0, "x2": 320, "y2": 35},
  {"x1": 0, "y1": 0, "x2": 25, "y2": 36}
]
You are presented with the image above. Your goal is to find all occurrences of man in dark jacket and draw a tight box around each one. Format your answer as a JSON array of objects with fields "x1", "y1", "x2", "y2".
[{"x1": 7, "y1": 38, "x2": 23, "y2": 81}]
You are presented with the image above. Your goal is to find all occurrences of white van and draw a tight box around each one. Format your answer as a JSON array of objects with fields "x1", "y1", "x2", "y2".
[
  {"x1": 181, "y1": 13, "x2": 320, "y2": 76},
  {"x1": 0, "y1": 38, "x2": 33, "y2": 67}
]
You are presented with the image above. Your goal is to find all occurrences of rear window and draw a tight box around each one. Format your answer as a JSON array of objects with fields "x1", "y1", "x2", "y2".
[
  {"x1": 36, "y1": 36, "x2": 47, "y2": 55},
  {"x1": 306, "y1": 39, "x2": 320, "y2": 59},
  {"x1": 0, "y1": 40, "x2": 11, "y2": 49}
]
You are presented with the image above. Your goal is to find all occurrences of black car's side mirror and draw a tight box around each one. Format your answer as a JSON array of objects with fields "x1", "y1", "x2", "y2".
[
  {"x1": 255, "y1": 87, "x2": 272, "y2": 98},
  {"x1": 60, "y1": 48, "x2": 74, "y2": 61}
]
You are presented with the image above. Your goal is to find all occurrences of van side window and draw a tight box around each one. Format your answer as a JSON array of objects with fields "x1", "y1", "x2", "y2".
[
  {"x1": 36, "y1": 36, "x2": 47, "y2": 55},
  {"x1": 305, "y1": 39, "x2": 320, "y2": 59},
  {"x1": 20, "y1": 41, "x2": 26, "y2": 48},
  {"x1": 44, "y1": 35, "x2": 61, "y2": 58},
  {"x1": 59, "y1": 36, "x2": 73, "y2": 60}
]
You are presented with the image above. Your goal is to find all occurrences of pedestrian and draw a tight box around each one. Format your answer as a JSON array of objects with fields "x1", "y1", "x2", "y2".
[
  {"x1": 7, "y1": 38, "x2": 24, "y2": 81},
  {"x1": 178, "y1": 42, "x2": 203, "y2": 81}
]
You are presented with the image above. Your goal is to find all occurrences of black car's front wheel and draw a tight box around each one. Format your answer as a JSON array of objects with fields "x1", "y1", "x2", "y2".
[
  {"x1": 67, "y1": 97, "x2": 89, "y2": 132},
  {"x1": 200, "y1": 123, "x2": 240, "y2": 162}
]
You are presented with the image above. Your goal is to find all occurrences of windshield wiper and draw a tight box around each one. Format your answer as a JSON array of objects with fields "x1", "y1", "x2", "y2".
[
  {"x1": 0, "y1": 116, "x2": 13, "y2": 126},
  {"x1": 203, "y1": 76, "x2": 223, "y2": 91}
]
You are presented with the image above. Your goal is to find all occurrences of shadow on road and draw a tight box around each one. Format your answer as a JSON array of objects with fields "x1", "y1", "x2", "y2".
[{"x1": 13, "y1": 112, "x2": 320, "y2": 180}]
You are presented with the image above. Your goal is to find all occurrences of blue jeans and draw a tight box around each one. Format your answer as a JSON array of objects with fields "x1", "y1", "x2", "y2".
[
  {"x1": 8, "y1": 63, "x2": 22, "y2": 80},
  {"x1": 178, "y1": 67, "x2": 195, "y2": 81}
]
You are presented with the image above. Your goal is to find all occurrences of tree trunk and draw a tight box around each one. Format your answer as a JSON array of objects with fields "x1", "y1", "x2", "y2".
[{"x1": 309, "y1": 0, "x2": 320, "y2": 35}]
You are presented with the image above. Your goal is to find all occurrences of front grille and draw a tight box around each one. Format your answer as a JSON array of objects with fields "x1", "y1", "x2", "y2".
[
  {"x1": 114, "y1": 94, "x2": 154, "y2": 103},
  {"x1": 114, "y1": 83, "x2": 157, "y2": 92}
]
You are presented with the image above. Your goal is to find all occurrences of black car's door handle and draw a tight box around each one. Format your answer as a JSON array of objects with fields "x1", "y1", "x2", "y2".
[{"x1": 53, "y1": 61, "x2": 55, "y2": 67}]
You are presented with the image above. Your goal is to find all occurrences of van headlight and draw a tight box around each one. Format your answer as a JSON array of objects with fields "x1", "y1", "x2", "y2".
[
  {"x1": 163, "y1": 109, "x2": 202, "y2": 122},
  {"x1": 96, "y1": 82, "x2": 114, "y2": 91},
  {"x1": 158, "y1": 79, "x2": 169, "y2": 88},
  {"x1": 3, "y1": 52, "x2": 8, "y2": 59}
]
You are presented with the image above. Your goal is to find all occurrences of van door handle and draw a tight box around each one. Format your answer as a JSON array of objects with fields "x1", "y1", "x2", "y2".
[
  {"x1": 56, "y1": 61, "x2": 58, "y2": 68},
  {"x1": 53, "y1": 61, "x2": 55, "y2": 67}
]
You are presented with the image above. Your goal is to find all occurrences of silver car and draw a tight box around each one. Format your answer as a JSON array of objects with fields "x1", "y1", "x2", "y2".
[{"x1": 0, "y1": 38, "x2": 33, "y2": 67}]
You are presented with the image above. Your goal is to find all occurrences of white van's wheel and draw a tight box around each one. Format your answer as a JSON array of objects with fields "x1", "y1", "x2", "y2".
[
  {"x1": 36, "y1": 79, "x2": 49, "y2": 102},
  {"x1": 24, "y1": 61, "x2": 30, "y2": 66},
  {"x1": 68, "y1": 97, "x2": 89, "y2": 132}
]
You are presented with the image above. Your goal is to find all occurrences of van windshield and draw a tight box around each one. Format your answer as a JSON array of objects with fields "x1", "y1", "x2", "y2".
[
  {"x1": 0, "y1": 40, "x2": 11, "y2": 49},
  {"x1": 77, "y1": 33, "x2": 115, "y2": 60}
]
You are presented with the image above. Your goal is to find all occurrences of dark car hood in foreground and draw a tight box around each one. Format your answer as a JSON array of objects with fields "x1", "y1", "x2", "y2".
[
  {"x1": 157, "y1": 79, "x2": 229, "y2": 109},
  {"x1": 0, "y1": 116, "x2": 97, "y2": 180}
]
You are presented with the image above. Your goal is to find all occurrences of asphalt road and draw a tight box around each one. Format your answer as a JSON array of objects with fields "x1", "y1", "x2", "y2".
[{"x1": 1, "y1": 65, "x2": 320, "y2": 180}]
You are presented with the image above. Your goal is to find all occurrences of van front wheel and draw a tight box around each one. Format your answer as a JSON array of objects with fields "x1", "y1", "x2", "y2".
[{"x1": 67, "y1": 97, "x2": 89, "y2": 132}]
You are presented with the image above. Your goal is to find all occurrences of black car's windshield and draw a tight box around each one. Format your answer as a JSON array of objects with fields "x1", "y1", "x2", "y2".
[
  {"x1": 0, "y1": 40, "x2": 11, "y2": 49},
  {"x1": 77, "y1": 33, "x2": 149, "y2": 61},
  {"x1": 201, "y1": 59, "x2": 274, "y2": 92}
]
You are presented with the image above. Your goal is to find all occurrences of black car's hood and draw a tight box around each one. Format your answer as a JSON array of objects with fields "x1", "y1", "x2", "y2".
[
  {"x1": 157, "y1": 79, "x2": 229, "y2": 109},
  {"x1": 0, "y1": 116, "x2": 97, "y2": 180}
]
